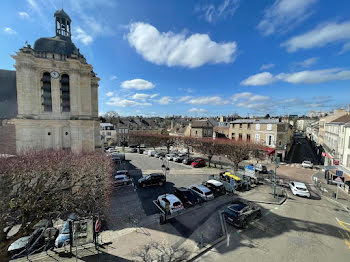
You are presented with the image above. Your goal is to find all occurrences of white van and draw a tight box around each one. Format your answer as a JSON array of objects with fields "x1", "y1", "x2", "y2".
[{"x1": 148, "y1": 150, "x2": 156, "y2": 157}]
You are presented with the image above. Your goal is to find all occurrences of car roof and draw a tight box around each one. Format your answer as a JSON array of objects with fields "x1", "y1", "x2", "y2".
[
  {"x1": 291, "y1": 181, "x2": 307, "y2": 188},
  {"x1": 228, "y1": 202, "x2": 247, "y2": 212},
  {"x1": 115, "y1": 174, "x2": 127, "y2": 178},
  {"x1": 207, "y1": 179, "x2": 223, "y2": 187},
  {"x1": 150, "y1": 173, "x2": 164, "y2": 176},
  {"x1": 159, "y1": 194, "x2": 180, "y2": 203},
  {"x1": 193, "y1": 184, "x2": 210, "y2": 192}
]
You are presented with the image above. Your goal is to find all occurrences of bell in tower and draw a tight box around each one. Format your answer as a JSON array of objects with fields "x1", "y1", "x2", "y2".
[{"x1": 54, "y1": 9, "x2": 71, "y2": 38}]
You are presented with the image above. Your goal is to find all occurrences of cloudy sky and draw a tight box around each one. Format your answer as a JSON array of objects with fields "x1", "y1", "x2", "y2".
[{"x1": 1, "y1": 0, "x2": 350, "y2": 117}]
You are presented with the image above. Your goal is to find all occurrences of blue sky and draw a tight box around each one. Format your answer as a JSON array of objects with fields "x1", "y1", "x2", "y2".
[{"x1": 1, "y1": 0, "x2": 350, "y2": 117}]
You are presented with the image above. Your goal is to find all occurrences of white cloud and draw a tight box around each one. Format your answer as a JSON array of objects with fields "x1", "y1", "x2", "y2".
[
  {"x1": 150, "y1": 93, "x2": 159, "y2": 98},
  {"x1": 242, "y1": 68, "x2": 350, "y2": 86},
  {"x1": 131, "y1": 93, "x2": 151, "y2": 101},
  {"x1": 197, "y1": 0, "x2": 240, "y2": 23},
  {"x1": 232, "y1": 92, "x2": 269, "y2": 102},
  {"x1": 179, "y1": 88, "x2": 194, "y2": 93},
  {"x1": 121, "y1": 79, "x2": 155, "y2": 90},
  {"x1": 282, "y1": 21, "x2": 350, "y2": 52},
  {"x1": 276, "y1": 68, "x2": 350, "y2": 84},
  {"x1": 296, "y1": 57, "x2": 318, "y2": 68},
  {"x1": 258, "y1": 0, "x2": 317, "y2": 36},
  {"x1": 240, "y1": 72, "x2": 276, "y2": 86},
  {"x1": 18, "y1": 11, "x2": 30, "y2": 19},
  {"x1": 186, "y1": 96, "x2": 229, "y2": 105},
  {"x1": 110, "y1": 75, "x2": 117, "y2": 81},
  {"x1": 106, "y1": 92, "x2": 114, "y2": 97},
  {"x1": 3, "y1": 27, "x2": 17, "y2": 35},
  {"x1": 127, "y1": 22, "x2": 237, "y2": 68},
  {"x1": 73, "y1": 26, "x2": 93, "y2": 45},
  {"x1": 339, "y1": 42, "x2": 350, "y2": 55},
  {"x1": 106, "y1": 97, "x2": 151, "y2": 107},
  {"x1": 260, "y1": 63, "x2": 275, "y2": 70},
  {"x1": 188, "y1": 108, "x2": 207, "y2": 113},
  {"x1": 157, "y1": 96, "x2": 173, "y2": 105},
  {"x1": 178, "y1": 96, "x2": 193, "y2": 102}
]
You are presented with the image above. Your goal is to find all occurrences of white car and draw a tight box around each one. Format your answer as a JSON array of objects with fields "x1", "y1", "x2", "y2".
[
  {"x1": 157, "y1": 194, "x2": 184, "y2": 215},
  {"x1": 189, "y1": 185, "x2": 214, "y2": 201},
  {"x1": 289, "y1": 181, "x2": 310, "y2": 198},
  {"x1": 173, "y1": 154, "x2": 186, "y2": 162},
  {"x1": 114, "y1": 174, "x2": 131, "y2": 186},
  {"x1": 301, "y1": 161, "x2": 313, "y2": 168},
  {"x1": 166, "y1": 154, "x2": 176, "y2": 161}
]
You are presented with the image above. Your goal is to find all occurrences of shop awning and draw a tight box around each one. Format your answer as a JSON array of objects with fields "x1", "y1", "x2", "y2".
[{"x1": 263, "y1": 147, "x2": 275, "y2": 155}]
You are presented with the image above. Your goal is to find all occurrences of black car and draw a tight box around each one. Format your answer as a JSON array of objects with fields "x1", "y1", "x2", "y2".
[
  {"x1": 202, "y1": 180, "x2": 226, "y2": 197},
  {"x1": 174, "y1": 187, "x2": 202, "y2": 208},
  {"x1": 223, "y1": 199, "x2": 261, "y2": 228},
  {"x1": 138, "y1": 173, "x2": 166, "y2": 187},
  {"x1": 261, "y1": 165, "x2": 268, "y2": 174}
]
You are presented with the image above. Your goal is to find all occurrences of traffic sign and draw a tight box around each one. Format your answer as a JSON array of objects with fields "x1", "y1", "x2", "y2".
[
  {"x1": 95, "y1": 219, "x2": 101, "y2": 233},
  {"x1": 336, "y1": 170, "x2": 343, "y2": 177}
]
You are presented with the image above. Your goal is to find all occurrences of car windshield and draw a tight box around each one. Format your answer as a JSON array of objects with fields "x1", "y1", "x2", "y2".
[
  {"x1": 296, "y1": 187, "x2": 307, "y2": 191},
  {"x1": 204, "y1": 191, "x2": 212, "y2": 196}
]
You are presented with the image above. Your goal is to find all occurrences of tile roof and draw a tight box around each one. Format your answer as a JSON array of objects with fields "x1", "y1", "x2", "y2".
[
  {"x1": 230, "y1": 119, "x2": 280, "y2": 124},
  {"x1": 330, "y1": 114, "x2": 350, "y2": 124}
]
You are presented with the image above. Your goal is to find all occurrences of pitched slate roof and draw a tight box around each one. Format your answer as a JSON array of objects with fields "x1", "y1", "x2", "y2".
[
  {"x1": 0, "y1": 69, "x2": 17, "y2": 119},
  {"x1": 330, "y1": 114, "x2": 350, "y2": 124},
  {"x1": 191, "y1": 120, "x2": 213, "y2": 128}
]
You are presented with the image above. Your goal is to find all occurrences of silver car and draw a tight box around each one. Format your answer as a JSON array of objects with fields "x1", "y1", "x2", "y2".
[{"x1": 114, "y1": 174, "x2": 131, "y2": 186}]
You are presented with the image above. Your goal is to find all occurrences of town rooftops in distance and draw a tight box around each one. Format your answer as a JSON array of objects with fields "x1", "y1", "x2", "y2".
[
  {"x1": 329, "y1": 114, "x2": 350, "y2": 124},
  {"x1": 230, "y1": 119, "x2": 280, "y2": 124}
]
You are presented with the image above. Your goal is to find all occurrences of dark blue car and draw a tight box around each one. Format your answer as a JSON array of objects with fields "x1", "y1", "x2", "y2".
[{"x1": 223, "y1": 200, "x2": 261, "y2": 228}]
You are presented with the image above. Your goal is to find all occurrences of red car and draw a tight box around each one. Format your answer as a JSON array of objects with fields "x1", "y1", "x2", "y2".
[{"x1": 191, "y1": 159, "x2": 206, "y2": 168}]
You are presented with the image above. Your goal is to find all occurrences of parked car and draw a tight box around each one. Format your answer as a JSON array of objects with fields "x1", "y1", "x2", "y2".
[
  {"x1": 182, "y1": 156, "x2": 195, "y2": 165},
  {"x1": 148, "y1": 150, "x2": 156, "y2": 157},
  {"x1": 203, "y1": 180, "x2": 225, "y2": 197},
  {"x1": 114, "y1": 174, "x2": 131, "y2": 186},
  {"x1": 254, "y1": 164, "x2": 268, "y2": 174},
  {"x1": 289, "y1": 181, "x2": 310, "y2": 198},
  {"x1": 174, "y1": 187, "x2": 203, "y2": 208},
  {"x1": 138, "y1": 173, "x2": 166, "y2": 187},
  {"x1": 155, "y1": 152, "x2": 166, "y2": 158},
  {"x1": 8, "y1": 220, "x2": 56, "y2": 259},
  {"x1": 191, "y1": 159, "x2": 206, "y2": 168},
  {"x1": 55, "y1": 213, "x2": 77, "y2": 248},
  {"x1": 115, "y1": 170, "x2": 128, "y2": 176},
  {"x1": 224, "y1": 200, "x2": 262, "y2": 228},
  {"x1": 166, "y1": 154, "x2": 176, "y2": 161},
  {"x1": 157, "y1": 194, "x2": 184, "y2": 215},
  {"x1": 173, "y1": 154, "x2": 186, "y2": 162},
  {"x1": 189, "y1": 184, "x2": 214, "y2": 201},
  {"x1": 138, "y1": 148, "x2": 144, "y2": 154},
  {"x1": 301, "y1": 161, "x2": 313, "y2": 168},
  {"x1": 130, "y1": 148, "x2": 137, "y2": 153}
]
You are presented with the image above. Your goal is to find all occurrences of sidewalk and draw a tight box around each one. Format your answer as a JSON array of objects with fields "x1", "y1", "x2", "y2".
[{"x1": 313, "y1": 171, "x2": 350, "y2": 210}]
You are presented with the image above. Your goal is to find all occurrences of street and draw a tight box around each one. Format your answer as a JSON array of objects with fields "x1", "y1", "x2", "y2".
[{"x1": 287, "y1": 136, "x2": 319, "y2": 164}]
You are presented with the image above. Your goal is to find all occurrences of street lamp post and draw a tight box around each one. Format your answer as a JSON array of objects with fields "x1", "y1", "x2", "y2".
[{"x1": 161, "y1": 158, "x2": 170, "y2": 179}]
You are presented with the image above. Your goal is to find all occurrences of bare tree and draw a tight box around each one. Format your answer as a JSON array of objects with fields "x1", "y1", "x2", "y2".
[
  {"x1": 0, "y1": 150, "x2": 113, "y2": 259},
  {"x1": 217, "y1": 140, "x2": 252, "y2": 171},
  {"x1": 133, "y1": 241, "x2": 190, "y2": 262}
]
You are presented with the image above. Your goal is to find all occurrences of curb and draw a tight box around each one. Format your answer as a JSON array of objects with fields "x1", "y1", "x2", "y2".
[
  {"x1": 187, "y1": 211, "x2": 227, "y2": 262},
  {"x1": 249, "y1": 190, "x2": 288, "y2": 205}
]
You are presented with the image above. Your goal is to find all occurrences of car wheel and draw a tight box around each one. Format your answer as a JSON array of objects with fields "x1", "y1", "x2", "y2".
[
  {"x1": 256, "y1": 211, "x2": 262, "y2": 218},
  {"x1": 142, "y1": 183, "x2": 146, "y2": 188},
  {"x1": 241, "y1": 220, "x2": 248, "y2": 229},
  {"x1": 159, "y1": 181, "x2": 164, "y2": 186}
]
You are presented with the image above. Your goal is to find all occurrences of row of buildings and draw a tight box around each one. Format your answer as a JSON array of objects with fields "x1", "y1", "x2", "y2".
[{"x1": 301, "y1": 108, "x2": 350, "y2": 171}]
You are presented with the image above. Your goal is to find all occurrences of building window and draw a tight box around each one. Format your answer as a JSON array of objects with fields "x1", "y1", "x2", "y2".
[
  {"x1": 41, "y1": 72, "x2": 52, "y2": 112},
  {"x1": 239, "y1": 123, "x2": 243, "y2": 129},
  {"x1": 247, "y1": 134, "x2": 251, "y2": 141},
  {"x1": 247, "y1": 123, "x2": 251, "y2": 129},
  {"x1": 255, "y1": 134, "x2": 260, "y2": 142},
  {"x1": 231, "y1": 124, "x2": 235, "y2": 128},
  {"x1": 231, "y1": 133, "x2": 235, "y2": 140},
  {"x1": 267, "y1": 124, "x2": 272, "y2": 131},
  {"x1": 60, "y1": 74, "x2": 70, "y2": 112},
  {"x1": 279, "y1": 140, "x2": 282, "y2": 146},
  {"x1": 256, "y1": 124, "x2": 260, "y2": 130},
  {"x1": 107, "y1": 132, "x2": 111, "y2": 136},
  {"x1": 239, "y1": 133, "x2": 242, "y2": 140}
]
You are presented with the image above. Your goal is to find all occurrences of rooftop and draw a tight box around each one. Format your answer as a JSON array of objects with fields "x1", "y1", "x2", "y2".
[
  {"x1": 230, "y1": 119, "x2": 280, "y2": 124},
  {"x1": 329, "y1": 114, "x2": 350, "y2": 124}
]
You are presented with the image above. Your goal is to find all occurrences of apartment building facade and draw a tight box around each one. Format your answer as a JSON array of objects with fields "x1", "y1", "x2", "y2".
[
  {"x1": 184, "y1": 120, "x2": 214, "y2": 138},
  {"x1": 228, "y1": 119, "x2": 293, "y2": 161},
  {"x1": 100, "y1": 123, "x2": 117, "y2": 145}
]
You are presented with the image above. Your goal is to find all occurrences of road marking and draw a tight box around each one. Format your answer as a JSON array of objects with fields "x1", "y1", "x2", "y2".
[{"x1": 336, "y1": 218, "x2": 350, "y2": 249}]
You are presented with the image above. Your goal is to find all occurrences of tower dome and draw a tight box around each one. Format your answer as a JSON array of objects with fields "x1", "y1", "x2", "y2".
[{"x1": 33, "y1": 9, "x2": 79, "y2": 56}]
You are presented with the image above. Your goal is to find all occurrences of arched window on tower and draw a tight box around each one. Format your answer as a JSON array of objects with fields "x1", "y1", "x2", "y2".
[
  {"x1": 41, "y1": 72, "x2": 52, "y2": 112},
  {"x1": 60, "y1": 74, "x2": 70, "y2": 112}
]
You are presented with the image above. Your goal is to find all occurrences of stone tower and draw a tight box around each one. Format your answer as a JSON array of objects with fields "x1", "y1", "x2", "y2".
[{"x1": 11, "y1": 9, "x2": 101, "y2": 153}]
